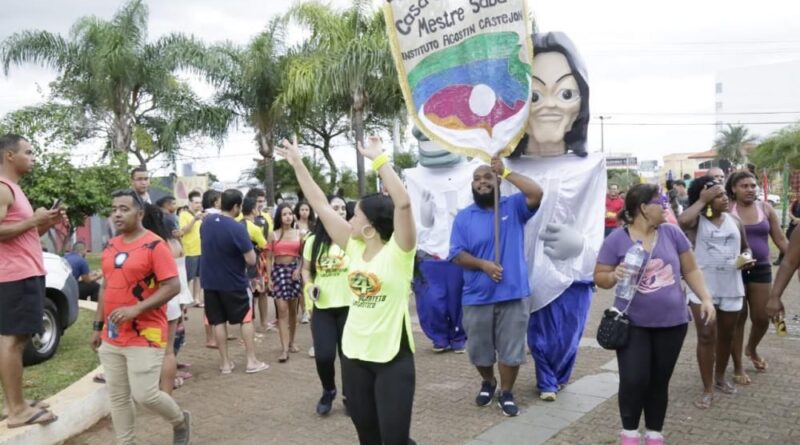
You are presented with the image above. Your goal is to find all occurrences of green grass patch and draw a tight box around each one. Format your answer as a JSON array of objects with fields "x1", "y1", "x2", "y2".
[
  {"x1": 0, "y1": 309, "x2": 100, "y2": 412},
  {"x1": 85, "y1": 253, "x2": 102, "y2": 272}
]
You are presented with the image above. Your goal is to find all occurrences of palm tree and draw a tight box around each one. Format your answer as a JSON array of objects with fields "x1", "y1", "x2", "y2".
[
  {"x1": 751, "y1": 125, "x2": 800, "y2": 170},
  {"x1": 199, "y1": 19, "x2": 286, "y2": 205},
  {"x1": 0, "y1": 0, "x2": 228, "y2": 167},
  {"x1": 714, "y1": 124, "x2": 757, "y2": 167},
  {"x1": 285, "y1": 0, "x2": 404, "y2": 195}
]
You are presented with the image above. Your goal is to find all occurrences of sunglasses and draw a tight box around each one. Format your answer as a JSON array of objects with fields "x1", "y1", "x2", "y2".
[{"x1": 647, "y1": 196, "x2": 669, "y2": 209}]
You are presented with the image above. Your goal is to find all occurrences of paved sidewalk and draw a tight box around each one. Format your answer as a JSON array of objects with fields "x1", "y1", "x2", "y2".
[{"x1": 66, "y1": 266, "x2": 800, "y2": 444}]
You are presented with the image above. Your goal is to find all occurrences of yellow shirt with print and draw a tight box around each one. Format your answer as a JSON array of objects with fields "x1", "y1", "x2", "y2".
[
  {"x1": 303, "y1": 234, "x2": 350, "y2": 309},
  {"x1": 243, "y1": 219, "x2": 267, "y2": 249},
  {"x1": 178, "y1": 211, "x2": 201, "y2": 256},
  {"x1": 235, "y1": 212, "x2": 273, "y2": 240},
  {"x1": 342, "y1": 235, "x2": 415, "y2": 363}
]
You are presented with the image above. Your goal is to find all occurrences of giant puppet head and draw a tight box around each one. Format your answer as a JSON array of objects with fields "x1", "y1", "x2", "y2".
[
  {"x1": 511, "y1": 32, "x2": 590, "y2": 158},
  {"x1": 413, "y1": 126, "x2": 465, "y2": 168}
]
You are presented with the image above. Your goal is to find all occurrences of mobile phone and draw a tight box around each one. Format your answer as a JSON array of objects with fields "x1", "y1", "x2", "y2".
[
  {"x1": 51, "y1": 199, "x2": 62, "y2": 209},
  {"x1": 311, "y1": 286, "x2": 321, "y2": 301}
]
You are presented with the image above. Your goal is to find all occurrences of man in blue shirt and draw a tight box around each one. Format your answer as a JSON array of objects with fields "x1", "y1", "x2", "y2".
[
  {"x1": 64, "y1": 241, "x2": 101, "y2": 301},
  {"x1": 200, "y1": 189, "x2": 268, "y2": 375},
  {"x1": 450, "y1": 156, "x2": 542, "y2": 417}
]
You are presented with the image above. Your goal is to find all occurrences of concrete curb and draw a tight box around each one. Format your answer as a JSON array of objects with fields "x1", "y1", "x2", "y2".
[{"x1": 0, "y1": 300, "x2": 109, "y2": 445}]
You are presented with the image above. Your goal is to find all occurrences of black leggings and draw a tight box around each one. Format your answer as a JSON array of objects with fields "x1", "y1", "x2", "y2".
[
  {"x1": 342, "y1": 333, "x2": 415, "y2": 445},
  {"x1": 311, "y1": 306, "x2": 349, "y2": 392},
  {"x1": 617, "y1": 323, "x2": 687, "y2": 432}
]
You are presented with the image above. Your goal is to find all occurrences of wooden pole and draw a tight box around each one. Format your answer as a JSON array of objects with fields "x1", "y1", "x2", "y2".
[{"x1": 494, "y1": 178, "x2": 500, "y2": 263}]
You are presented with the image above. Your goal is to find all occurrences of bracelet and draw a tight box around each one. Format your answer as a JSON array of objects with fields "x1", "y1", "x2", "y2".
[
  {"x1": 371, "y1": 153, "x2": 390, "y2": 172},
  {"x1": 92, "y1": 321, "x2": 104, "y2": 332},
  {"x1": 501, "y1": 168, "x2": 512, "y2": 179}
]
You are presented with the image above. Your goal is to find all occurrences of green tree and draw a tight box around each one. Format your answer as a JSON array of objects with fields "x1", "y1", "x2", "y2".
[
  {"x1": 714, "y1": 124, "x2": 757, "y2": 167},
  {"x1": 608, "y1": 169, "x2": 641, "y2": 192},
  {"x1": 285, "y1": 0, "x2": 404, "y2": 196},
  {"x1": 750, "y1": 125, "x2": 800, "y2": 171},
  {"x1": 0, "y1": 0, "x2": 229, "y2": 167},
  {"x1": 201, "y1": 20, "x2": 287, "y2": 205},
  {"x1": 20, "y1": 154, "x2": 127, "y2": 253},
  {"x1": 293, "y1": 104, "x2": 349, "y2": 191}
]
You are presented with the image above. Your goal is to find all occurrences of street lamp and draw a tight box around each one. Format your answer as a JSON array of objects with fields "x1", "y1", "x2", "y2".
[{"x1": 599, "y1": 115, "x2": 611, "y2": 153}]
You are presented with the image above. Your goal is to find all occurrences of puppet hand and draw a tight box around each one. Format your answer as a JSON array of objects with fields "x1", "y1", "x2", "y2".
[{"x1": 540, "y1": 223, "x2": 584, "y2": 261}]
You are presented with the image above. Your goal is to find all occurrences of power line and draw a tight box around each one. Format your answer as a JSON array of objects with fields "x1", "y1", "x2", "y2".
[
  {"x1": 592, "y1": 121, "x2": 798, "y2": 126},
  {"x1": 598, "y1": 111, "x2": 800, "y2": 116}
]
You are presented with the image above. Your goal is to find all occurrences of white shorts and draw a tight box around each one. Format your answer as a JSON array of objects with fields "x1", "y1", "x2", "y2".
[
  {"x1": 687, "y1": 290, "x2": 743, "y2": 312},
  {"x1": 176, "y1": 257, "x2": 195, "y2": 305},
  {"x1": 166, "y1": 296, "x2": 182, "y2": 321}
]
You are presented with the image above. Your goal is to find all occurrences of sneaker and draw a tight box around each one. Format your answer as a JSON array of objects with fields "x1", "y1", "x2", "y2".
[
  {"x1": 308, "y1": 346, "x2": 315, "y2": 357},
  {"x1": 644, "y1": 432, "x2": 664, "y2": 445},
  {"x1": 497, "y1": 391, "x2": 519, "y2": 417},
  {"x1": 173, "y1": 410, "x2": 191, "y2": 445},
  {"x1": 432, "y1": 344, "x2": 450, "y2": 353},
  {"x1": 300, "y1": 312, "x2": 310, "y2": 324},
  {"x1": 453, "y1": 347, "x2": 466, "y2": 354},
  {"x1": 619, "y1": 430, "x2": 641, "y2": 445},
  {"x1": 316, "y1": 389, "x2": 337, "y2": 416},
  {"x1": 539, "y1": 391, "x2": 557, "y2": 402},
  {"x1": 475, "y1": 379, "x2": 497, "y2": 407}
]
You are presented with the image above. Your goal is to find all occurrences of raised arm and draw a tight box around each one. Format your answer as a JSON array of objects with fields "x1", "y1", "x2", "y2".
[
  {"x1": 677, "y1": 184, "x2": 724, "y2": 231},
  {"x1": 359, "y1": 136, "x2": 415, "y2": 252},
  {"x1": 491, "y1": 156, "x2": 542, "y2": 209},
  {"x1": 276, "y1": 136, "x2": 351, "y2": 250}
]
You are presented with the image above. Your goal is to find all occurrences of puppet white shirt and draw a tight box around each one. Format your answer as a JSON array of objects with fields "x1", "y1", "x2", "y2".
[{"x1": 502, "y1": 153, "x2": 606, "y2": 312}]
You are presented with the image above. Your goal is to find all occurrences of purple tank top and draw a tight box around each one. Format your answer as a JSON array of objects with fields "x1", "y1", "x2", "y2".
[{"x1": 731, "y1": 202, "x2": 771, "y2": 265}]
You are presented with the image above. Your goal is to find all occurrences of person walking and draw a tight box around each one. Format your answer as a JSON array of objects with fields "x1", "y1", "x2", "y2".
[
  {"x1": 179, "y1": 190, "x2": 205, "y2": 308},
  {"x1": 301, "y1": 195, "x2": 351, "y2": 415},
  {"x1": 449, "y1": 157, "x2": 543, "y2": 417},
  {"x1": 0, "y1": 134, "x2": 61, "y2": 428},
  {"x1": 90, "y1": 189, "x2": 190, "y2": 444},
  {"x1": 277, "y1": 135, "x2": 418, "y2": 445},
  {"x1": 595, "y1": 183, "x2": 716, "y2": 445},
  {"x1": 295, "y1": 200, "x2": 315, "y2": 324},
  {"x1": 678, "y1": 177, "x2": 752, "y2": 409},
  {"x1": 267, "y1": 203, "x2": 304, "y2": 362},
  {"x1": 726, "y1": 171, "x2": 787, "y2": 381},
  {"x1": 200, "y1": 189, "x2": 268, "y2": 375}
]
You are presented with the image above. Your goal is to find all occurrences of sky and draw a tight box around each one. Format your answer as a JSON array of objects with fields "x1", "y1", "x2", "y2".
[{"x1": 1, "y1": 0, "x2": 799, "y2": 182}]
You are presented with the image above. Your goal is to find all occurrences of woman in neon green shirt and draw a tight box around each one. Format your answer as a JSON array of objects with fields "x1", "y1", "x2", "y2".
[
  {"x1": 301, "y1": 195, "x2": 350, "y2": 416},
  {"x1": 278, "y1": 135, "x2": 417, "y2": 445}
]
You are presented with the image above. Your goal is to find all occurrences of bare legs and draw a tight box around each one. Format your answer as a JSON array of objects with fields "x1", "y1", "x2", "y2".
[
  {"x1": 690, "y1": 304, "x2": 739, "y2": 408},
  {"x1": 475, "y1": 363, "x2": 520, "y2": 393},
  {"x1": 732, "y1": 281, "x2": 771, "y2": 381},
  {"x1": 276, "y1": 299, "x2": 298, "y2": 361},
  {"x1": 0, "y1": 334, "x2": 56, "y2": 424},
  {"x1": 160, "y1": 320, "x2": 179, "y2": 394}
]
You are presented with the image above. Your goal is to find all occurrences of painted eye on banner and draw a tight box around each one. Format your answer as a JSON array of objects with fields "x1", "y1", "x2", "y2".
[{"x1": 114, "y1": 252, "x2": 129, "y2": 269}]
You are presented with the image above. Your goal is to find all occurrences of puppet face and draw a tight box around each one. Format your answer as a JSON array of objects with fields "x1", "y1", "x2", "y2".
[{"x1": 527, "y1": 52, "x2": 581, "y2": 154}]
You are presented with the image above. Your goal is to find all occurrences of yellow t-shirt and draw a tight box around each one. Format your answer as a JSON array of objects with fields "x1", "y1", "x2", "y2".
[
  {"x1": 243, "y1": 219, "x2": 267, "y2": 249},
  {"x1": 303, "y1": 234, "x2": 350, "y2": 309},
  {"x1": 342, "y1": 235, "x2": 416, "y2": 363},
  {"x1": 178, "y1": 211, "x2": 201, "y2": 256},
  {"x1": 236, "y1": 212, "x2": 273, "y2": 238}
]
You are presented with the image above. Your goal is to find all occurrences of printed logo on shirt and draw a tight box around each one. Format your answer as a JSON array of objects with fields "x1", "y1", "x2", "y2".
[
  {"x1": 637, "y1": 259, "x2": 676, "y2": 294},
  {"x1": 317, "y1": 253, "x2": 346, "y2": 276},
  {"x1": 348, "y1": 271, "x2": 387, "y2": 309}
]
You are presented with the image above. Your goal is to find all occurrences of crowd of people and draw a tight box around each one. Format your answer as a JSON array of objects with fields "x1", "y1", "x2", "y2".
[
  {"x1": 1, "y1": 129, "x2": 798, "y2": 445},
  {"x1": 602, "y1": 167, "x2": 795, "y2": 445}
]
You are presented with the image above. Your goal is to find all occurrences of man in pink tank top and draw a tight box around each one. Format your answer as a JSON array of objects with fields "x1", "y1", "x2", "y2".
[{"x1": 0, "y1": 134, "x2": 62, "y2": 427}]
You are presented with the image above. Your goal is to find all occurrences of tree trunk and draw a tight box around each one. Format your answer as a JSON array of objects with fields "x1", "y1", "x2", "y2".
[
  {"x1": 321, "y1": 139, "x2": 338, "y2": 192},
  {"x1": 353, "y1": 109, "x2": 366, "y2": 197},
  {"x1": 257, "y1": 131, "x2": 276, "y2": 206}
]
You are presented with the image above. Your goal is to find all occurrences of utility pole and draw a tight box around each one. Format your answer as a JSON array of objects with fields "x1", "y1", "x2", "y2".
[{"x1": 599, "y1": 115, "x2": 611, "y2": 153}]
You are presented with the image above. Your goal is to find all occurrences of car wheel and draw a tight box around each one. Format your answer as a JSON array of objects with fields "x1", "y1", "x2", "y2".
[{"x1": 23, "y1": 298, "x2": 62, "y2": 366}]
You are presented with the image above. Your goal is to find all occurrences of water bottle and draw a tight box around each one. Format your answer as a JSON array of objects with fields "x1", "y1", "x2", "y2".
[
  {"x1": 615, "y1": 241, "x2": 647, "y2": 301},
  {"x1": 107, "y1": 316, "x2": 119, "y2": 340}
]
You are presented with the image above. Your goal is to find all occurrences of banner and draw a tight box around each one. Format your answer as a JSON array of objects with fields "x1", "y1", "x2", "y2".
[{"x1": 384, "y1": 0, "x2": 533, "y2": 161}]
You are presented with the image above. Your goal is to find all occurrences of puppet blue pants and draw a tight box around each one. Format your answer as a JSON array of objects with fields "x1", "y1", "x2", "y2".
[
  {"x1": 528, "y1": 282, "x2": 593, "y2": 393},
  {"x1": 413, "y1": 259, "x2": 466, "y2": 350}
]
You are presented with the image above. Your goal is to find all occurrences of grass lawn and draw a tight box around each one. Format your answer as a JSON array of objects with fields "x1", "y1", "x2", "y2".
[
  {"x1": 0, "y1": 309, "x2": 100, "y2": 413},
  {"x1": 85, "y1": 252, "x2": 102, "y2": 272}
]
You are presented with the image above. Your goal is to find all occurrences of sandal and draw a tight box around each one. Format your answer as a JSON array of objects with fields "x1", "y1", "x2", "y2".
[
  {"x1": 289, "y1": 345, "x2": 300, "y2": 353},
  {"x1": 0, "y1": 400, "x2": 50, "y2": 421},
  {"x1": 173, "y1": 376, "x2": 185, "y2": 389},
  {"x1": 220, "y1": 362, "x2": 235, "y2": 375},
  {"x1": 732, "y1": 373, "x2": 751, "y2": 385},
  {"x1": 693, "y1": 393, "x2": 713, "y2": 409},
  {"x1": 745, "y1": 350, "x2": 768, "y2": 372},
  {"x1": 93, "y1": 373, "x2": 106, "y2": 384},
  {"x1": 714, "y1": 380, "x2": 738, "y2": 395},
  {"x1": 278, "y1": 352, "x2": 289, "y2": 363},
  {"x1": 7, "y1": 408, "x2": 58, "y2": 428}
]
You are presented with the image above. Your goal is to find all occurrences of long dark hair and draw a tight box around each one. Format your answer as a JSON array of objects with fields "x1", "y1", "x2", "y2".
[
  {"x1": 142, "y1": 204, "x2": 172, "y2": 241},
  {"x1": 687, "y1": 176, "x2": 717, "y2": 208},
  {"x1": 294, "y1": 201, "x2": 316, "y2": 230},
  {"x1": 618, "y1": 183, "x2": 660, "y2": 225},
  {"x1": 273, "y1": 203, "x2": 295, "y2": 239},
  {"x1": 358, "y1": 193, "x2": 395, "y2": 242},
  {"x1": 309, "y1": 196, "x2": 342, "y2": 280}
]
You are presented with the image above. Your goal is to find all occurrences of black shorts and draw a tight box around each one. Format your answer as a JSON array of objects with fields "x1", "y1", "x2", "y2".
[
  {"x1": 204, "y1": 290, "x2": 251, "y2": 325},
  {"x1": 0, "y1": 276, "x2": 45, "y2": 336},
  {"x1": 742, "y1": 263, "x2": 772, "y2": 284}
]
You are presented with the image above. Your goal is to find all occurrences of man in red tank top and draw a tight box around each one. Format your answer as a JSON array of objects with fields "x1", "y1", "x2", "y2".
[{"x1": 0, "y1": 134, "x2": 62, "y2": 427}]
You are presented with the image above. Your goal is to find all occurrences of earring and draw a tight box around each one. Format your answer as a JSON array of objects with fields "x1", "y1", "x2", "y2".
[
  {"x1": 361, "y1": 225, "x2": 377, "y2": 240},
  {"x1": 705, "y1": 206, "x2": 713, "y2": 218}
]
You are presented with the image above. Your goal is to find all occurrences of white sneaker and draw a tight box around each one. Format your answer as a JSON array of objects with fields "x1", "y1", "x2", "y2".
[
  {"x1": 308, "y1": 346, "x2": 315, "y2": 357},
  {"x1": 300, "y1": 312, "x2": 310, "y2": 324}
]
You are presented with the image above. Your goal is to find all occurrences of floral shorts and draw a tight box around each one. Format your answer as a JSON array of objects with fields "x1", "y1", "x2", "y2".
[{"x1": 271, "y1": 262, "x2": 302, "y2": 300}]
